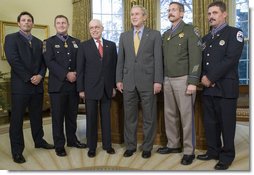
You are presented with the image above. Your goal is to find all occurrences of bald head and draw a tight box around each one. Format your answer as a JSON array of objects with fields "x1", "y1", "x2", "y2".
[
  {"x1": 89, "y1": 19, "x2": 104, "y2": 39},
  {"x1": 89, "y1": 19, "x2": 103, "y2": 28}
]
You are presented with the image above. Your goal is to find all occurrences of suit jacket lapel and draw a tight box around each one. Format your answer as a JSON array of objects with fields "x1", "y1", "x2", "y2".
[
  {"x1": 17, "y1": 32, "x2": 31, "y2": 47},
  {"x1": 89, "y1": 39, "x2": 101, "y2": 59},
  {"x1": 126, "y1": 31, "x2": 135, "y2": 56},
  {"x1": 102, "y1": 38, "x2": 109, "y2": 62}
]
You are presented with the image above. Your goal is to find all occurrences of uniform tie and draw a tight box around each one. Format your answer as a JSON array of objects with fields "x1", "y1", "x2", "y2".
[
  {"x1": 134, "y1": 30, "x2": 140, "y2": 55},
  {"x1": 96, "y1": 39, "x2": 103, "y2": 58}
]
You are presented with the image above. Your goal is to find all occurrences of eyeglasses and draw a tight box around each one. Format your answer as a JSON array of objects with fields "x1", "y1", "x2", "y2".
[
  {"x1": 89, "y1": 26, "x2": 101, "y2": 31},
  {"x1": 167, "y1": 9, "x2": 179, "y2": 13}
]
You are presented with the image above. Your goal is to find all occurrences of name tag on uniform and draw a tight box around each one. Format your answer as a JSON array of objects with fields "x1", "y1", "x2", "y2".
[{"x1": 55, "y1": 45, "x2": 60, "y2": 48}]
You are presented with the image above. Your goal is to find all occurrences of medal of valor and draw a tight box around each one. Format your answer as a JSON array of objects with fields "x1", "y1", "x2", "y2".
[{"x1": 64, "y1": 42, "x2": 68, "y2": 48}]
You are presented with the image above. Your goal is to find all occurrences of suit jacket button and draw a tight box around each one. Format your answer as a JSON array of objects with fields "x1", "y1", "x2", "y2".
[
  {"x1": 206, "y1": 62, "x2": 209, "y2": 65},
  {"x1": 207, "y1": 53, "x2": 210, "y2": 56}
]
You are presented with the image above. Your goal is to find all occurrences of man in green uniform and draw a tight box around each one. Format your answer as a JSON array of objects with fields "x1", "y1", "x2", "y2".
[{"x1": 157, "y1": 2, "x2": 202, "y2": 166}]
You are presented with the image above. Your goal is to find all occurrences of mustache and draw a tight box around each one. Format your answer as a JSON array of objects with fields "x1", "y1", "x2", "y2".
[
  {"x1": 209, "y1": 18, "x2": 216, "y2": 22},
  {"x1": 168, "y1": 15, "x2": 175, "y2": 18}
]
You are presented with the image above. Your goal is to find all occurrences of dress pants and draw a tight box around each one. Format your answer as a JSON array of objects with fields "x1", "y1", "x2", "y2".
[
  {"x1": 9, "y1": 93, "x2": 44, "y2": 156},
  {"x1": 163, "y1": 76, "x2": 196, "y2": 155},
  {"x1": 202, "y1": 95, "x2": 237, "y2": 164},
  {"x1": 50, "y1": 91, "x2": 79, "y2": 149},
  {"x1": 85, "y1": 91, "x2": 112, "y2": 151},
  {"x1": 123, "y1": 88, "x2": 157, "y2": 151}
]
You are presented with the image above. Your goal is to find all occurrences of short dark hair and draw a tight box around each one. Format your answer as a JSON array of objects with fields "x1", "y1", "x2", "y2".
[
  {"x1": 169, "y1": 2, "x2": 185, "y2": 12},
  {"x1": 208, "y1": 1, "x2": 226, "y2": 12},
  {"x1": 54, "y1": 15, "x2": 69, "y2": 24},
  {"x1": 17, "y1": 11, "x2": 34, "y2": 23}
]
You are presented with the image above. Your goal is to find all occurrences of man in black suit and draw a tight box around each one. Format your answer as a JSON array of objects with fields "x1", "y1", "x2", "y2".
[
  {"x1": 4, "y1": 11, "x2": 54, "y2": 164},
  {"x1": 77, "y1": 19, "x2": 117, "y2": 158},
  {"x1": 197, "y1": 1, "x2": 244, "y2": 170},
  {"x1": 43, "y1": 15, "x2": 87, "y2": 157}
]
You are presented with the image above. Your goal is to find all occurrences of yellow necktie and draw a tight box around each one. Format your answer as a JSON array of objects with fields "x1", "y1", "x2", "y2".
[{"x1": 134, "y1": 31, "x2": 140, "y2": 55}]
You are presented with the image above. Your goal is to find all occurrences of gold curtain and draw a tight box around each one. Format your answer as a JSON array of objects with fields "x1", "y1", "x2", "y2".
[
  {"x1": 193, "y1": 0, "x2": 213, "y2": 37},
  {"x1": 72, "y1": 0, "x2": 91, "y2": 41},
  {"x1": 123, "y1": 0, "x2": 157, "y2": 31}
]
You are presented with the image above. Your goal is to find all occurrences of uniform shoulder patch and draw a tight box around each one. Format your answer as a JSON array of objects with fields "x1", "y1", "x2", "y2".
[
  {"x1": 193, "y1": 26, "x2": 201, "y2": 38},
  {"x1": 236, "y1": 31, "x2": 244, "y2": 42}
]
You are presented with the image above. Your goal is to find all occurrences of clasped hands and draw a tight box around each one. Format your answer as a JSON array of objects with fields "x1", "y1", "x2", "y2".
[{"x1": 30, "y1": 74, "x2": 42, "y2": 85}]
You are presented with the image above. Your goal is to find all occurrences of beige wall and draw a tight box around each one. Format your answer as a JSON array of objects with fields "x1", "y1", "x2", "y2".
[{"x1": 0, "y1": 0, "x2": 73, "y2": 73}]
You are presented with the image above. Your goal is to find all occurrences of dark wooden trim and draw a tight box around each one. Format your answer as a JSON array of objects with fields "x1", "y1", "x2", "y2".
[{"x1": 239, "y1": 85, "x2": 249, "y2": 94}]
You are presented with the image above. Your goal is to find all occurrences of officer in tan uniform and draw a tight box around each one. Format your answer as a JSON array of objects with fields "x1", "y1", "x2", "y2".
[{"x1": 157, "y1": 2, "x2": 202, "y2": 165}]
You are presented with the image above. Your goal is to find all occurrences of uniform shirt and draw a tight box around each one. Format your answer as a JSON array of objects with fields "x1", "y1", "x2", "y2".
[
  {"x1": 43, "y1": 35, "x2": 80, "y2": 92},
  {"x1": 202, "y1": 25, "x2": 244, "y2": 98},
  {"x1": 162, "y1": 21, "x2": 202, "y2": 85}
]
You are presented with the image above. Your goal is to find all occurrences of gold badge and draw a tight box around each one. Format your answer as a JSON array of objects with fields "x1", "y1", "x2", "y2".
[
  {"x1": 219, "y1": 40, "x2": 225, "y2": 46},
  {"x1": 179, "y1": 33, "x2": 184, "y2": 38},
  {"x1": 167, "y1": 36, "x2": 171, "y2": 40}
]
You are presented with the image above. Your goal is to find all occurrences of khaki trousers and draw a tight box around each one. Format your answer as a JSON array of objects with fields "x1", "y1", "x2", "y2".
[{"x1": 164, "y1": 76, "x2": 196, "y2": 155}]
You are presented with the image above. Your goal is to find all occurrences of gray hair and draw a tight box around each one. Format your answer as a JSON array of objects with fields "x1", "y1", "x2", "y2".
[
  {"x1": 131, "y1": 5, "x2": 148, "y2": 16},
  {"x1": 89, "y1": 19, "x2": 103, "y2": 27}
]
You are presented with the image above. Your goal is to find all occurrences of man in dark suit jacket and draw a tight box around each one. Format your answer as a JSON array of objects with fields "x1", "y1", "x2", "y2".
[
  {"x1": 116, "y1": 5, "x2": 163, "y2": 159},
  {"x1": 77, "y1": 19, "x2": 117, "y2": 158},
  {"x1": 43, "y1": 15, "x2": 87, "y2": 157},
  {"x1": 4, "y1": 11, "x2": 54, "y2": 164},
  {"x1": 198, "y1": 1, "x2": 244, "y2": 170}
]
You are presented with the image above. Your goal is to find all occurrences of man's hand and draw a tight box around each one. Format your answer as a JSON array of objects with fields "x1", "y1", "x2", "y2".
[
  {"x1": 79, "y1": 91, "x2": 85, "y2": 99},
  {"x1": 201, "y1": 75, "x2": 212, "y2": 87},
  {"x1": 116, "y1": 82, "x2": 123, "y2": 93},
  {"x1": 186, "y1": 84, "x2": 196, "y2": 95},
  {"x1": 66, "y1": 72, "x2": 77, "y2": 83},
  {"x1": 154, "y1": 83, "x2": 162, "y2": 94},
  {"x1": 31, "y1": 75, "x2": 42, "y2": 85},
  {"x1": 112, "y1": 88, "x2": 116, "y2": 97}
]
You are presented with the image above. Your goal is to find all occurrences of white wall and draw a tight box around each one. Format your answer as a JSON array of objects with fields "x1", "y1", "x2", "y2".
[{"x1": 0, "y1": 0, "x2": 73, "y2": 73}]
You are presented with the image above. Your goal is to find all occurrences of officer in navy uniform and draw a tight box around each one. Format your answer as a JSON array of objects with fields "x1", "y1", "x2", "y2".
[
  {"x1": 4, "y1": 11, "x2": 54, "y2": 164},
  {"x1": 197, "y1": 1, "x2": 244, "y2": 170},
  {"x1": 43, "y1": 15, "x2": 87, "y2": 157}
]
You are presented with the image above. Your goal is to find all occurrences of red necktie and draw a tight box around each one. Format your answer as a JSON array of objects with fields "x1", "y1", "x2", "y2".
[{"x1": 96, "y1": 39, "x2": 103, "y2": 58}]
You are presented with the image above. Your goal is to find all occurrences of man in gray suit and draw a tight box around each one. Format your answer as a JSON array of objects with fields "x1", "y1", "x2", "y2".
[{"x1": 116, "y1": 5, "x2": 163, "y2": 159}]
